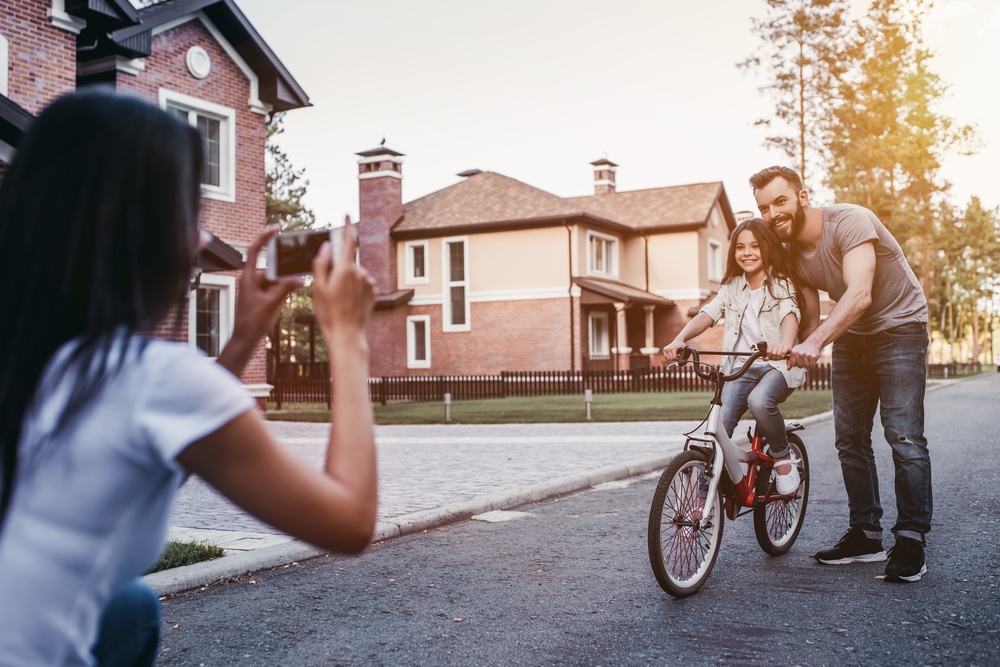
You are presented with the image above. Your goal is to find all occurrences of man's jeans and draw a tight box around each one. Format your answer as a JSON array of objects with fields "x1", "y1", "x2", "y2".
[
  {"x1": 832, "y1": 321, "x2": 932, "y2": 540},
  {"x1": 720, "y1": 364, "x2": 793, "y2": 457}
]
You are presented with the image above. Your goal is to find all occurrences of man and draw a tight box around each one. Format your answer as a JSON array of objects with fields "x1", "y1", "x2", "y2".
[{"x1": 750, "y1": 166, "x2": 931, "y2": 583}]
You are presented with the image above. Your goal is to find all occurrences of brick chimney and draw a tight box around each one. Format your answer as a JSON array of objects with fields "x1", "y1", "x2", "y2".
[
  {"x1": 357, "y1": 144, "x2": 404, "y2": 293},
  {"x1": 591, "y1": 157, "x2": 617, "y2": 195}
]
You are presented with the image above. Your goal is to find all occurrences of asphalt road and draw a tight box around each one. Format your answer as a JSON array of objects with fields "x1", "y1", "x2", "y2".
[{"x1": 157, "y1": 373, "x2": 1000, "y2": 666}]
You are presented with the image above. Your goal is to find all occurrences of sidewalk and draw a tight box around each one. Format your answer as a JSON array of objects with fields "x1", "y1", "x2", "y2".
[{"x1": 148, "y1": 413, "x2": 836, "y2": 596}]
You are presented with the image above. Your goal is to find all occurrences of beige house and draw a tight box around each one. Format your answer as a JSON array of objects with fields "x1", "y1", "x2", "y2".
[{"x1": 358, "y1": 148, "x2": 736, "y2": 377}]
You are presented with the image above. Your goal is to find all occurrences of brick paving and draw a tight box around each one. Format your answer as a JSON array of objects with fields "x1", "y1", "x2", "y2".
[{"x1": 168, "y1": 420, "x2": 702, "y2": 540}]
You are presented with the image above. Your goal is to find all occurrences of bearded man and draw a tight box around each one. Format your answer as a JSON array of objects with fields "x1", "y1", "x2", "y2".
[{"x1": 750, "y1": 166, "x2": 932, "y2": 583}]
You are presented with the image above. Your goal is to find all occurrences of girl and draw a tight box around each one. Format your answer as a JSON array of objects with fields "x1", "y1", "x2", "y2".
[
  {"x1": 0, "y1": 89, "x2": 378, "y2": 666},
  {"x1": 663, "y1": 218, "x2": 805, "y2": 493}
]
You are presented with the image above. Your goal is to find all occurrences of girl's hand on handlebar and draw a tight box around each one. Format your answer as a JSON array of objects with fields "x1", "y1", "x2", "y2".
[
  {"x1": 766, "y1": 343, "x2": 790, "y2": 361},
  {"x1": 662, "y1": 340, "x2": 686, "y2": 362}
]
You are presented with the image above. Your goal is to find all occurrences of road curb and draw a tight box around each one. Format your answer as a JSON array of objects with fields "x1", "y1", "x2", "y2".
[{"x1": 146, "y1": 412, "x2": 839, "y2": 596}]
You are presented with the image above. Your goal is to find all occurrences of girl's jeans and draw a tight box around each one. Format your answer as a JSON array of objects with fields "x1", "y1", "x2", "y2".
[
  {"x1": 720, "y1": 364, "x2": 793, "y2": 458},
  {"x1": 832, "y1": 322, "x2": 932, "y2": 540},
  {"x1": 92, "y1": 579, "x2": 160, "y2": 667}
]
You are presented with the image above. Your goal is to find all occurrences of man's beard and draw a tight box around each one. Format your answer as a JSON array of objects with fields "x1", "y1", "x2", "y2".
[{"x1": 773, "y1": 200, "x2": 806, "y2": 242}]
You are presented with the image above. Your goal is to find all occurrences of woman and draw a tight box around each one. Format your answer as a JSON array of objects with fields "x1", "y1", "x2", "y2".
[{"x1": 0, "y1": 89, "x2": 378, "y2": 666}]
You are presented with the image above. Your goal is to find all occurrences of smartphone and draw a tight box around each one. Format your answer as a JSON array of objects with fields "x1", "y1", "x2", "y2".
[{"x1": 266, "y1": 228, "x2": 333, "y2": 280}]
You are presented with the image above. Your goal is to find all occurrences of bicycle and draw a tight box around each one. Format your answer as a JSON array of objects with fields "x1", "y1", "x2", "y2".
[{"x1": 647, "y1": 341, "x2": 809, "y2": 598}]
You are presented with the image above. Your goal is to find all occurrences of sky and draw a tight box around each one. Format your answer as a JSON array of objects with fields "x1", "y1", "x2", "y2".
[{"x1": 233, "y1": 0, "x2": 1000, "y2": 228}]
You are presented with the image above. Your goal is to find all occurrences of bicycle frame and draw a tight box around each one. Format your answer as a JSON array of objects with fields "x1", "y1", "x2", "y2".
[{"x1": 676, "y1": 342, "x2": 788, "y2": 521}]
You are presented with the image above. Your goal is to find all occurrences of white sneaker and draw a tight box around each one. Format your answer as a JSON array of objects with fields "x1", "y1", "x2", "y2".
[{"x1": 774, "y1": 459, "x2": 800, "y2": 494}]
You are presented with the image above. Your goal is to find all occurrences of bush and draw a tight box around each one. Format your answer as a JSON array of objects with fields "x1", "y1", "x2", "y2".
[{"x1": 147, "y1": 540, "x2": 225, "y2": 574}]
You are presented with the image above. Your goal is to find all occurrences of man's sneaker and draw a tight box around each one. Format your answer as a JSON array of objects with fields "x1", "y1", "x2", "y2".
[
  {"x1": 884, "y1": 537, "x2": 927, "y2": 582},
  {"x1": 813, "y1": 527, "x2": 887, "y2": 564}
]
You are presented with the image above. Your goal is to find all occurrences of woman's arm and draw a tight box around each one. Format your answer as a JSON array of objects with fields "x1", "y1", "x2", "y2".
[{"x1": 178, "y1": 223, "x2": 378, "y2": 554}]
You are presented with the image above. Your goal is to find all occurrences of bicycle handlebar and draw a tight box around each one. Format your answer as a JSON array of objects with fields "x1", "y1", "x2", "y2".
[{"x1": 671, "y1": 341, "x2": 773, "y2": 384}]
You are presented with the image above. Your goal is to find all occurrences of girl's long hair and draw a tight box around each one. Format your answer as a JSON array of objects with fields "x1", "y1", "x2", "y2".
[
  {"x1": 0, "y1": 88, "x2": 203, "y2": 528},
  {"x1": 721, "y1": 217, "x2": 799, "y2": 305}
]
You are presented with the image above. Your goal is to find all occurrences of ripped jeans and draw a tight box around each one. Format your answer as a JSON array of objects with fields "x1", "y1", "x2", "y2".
[{"x1": 832, "y1": 322, "x2": 932, "y2": 539}]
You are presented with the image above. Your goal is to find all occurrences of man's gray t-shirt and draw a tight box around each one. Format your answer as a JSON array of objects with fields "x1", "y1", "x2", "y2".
[{"x1": 793, "y1": 203, "x2": 927, "y2": 335}]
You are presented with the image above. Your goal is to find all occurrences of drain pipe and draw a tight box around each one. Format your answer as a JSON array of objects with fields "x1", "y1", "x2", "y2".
[{"x1": 566, "y1": 222, "x2": 575, "y2": 373}]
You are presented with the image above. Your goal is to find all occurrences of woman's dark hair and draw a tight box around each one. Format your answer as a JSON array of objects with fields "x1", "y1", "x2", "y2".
[
  {"x1": 722, "y1": 217, "x2": 798, "y2": 304},
  {"x1": 0, "y1": 88, "x2": 203, "y2": 526}
]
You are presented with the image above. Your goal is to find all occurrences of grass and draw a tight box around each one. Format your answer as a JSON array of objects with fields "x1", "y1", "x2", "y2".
[
  {"x1": 264, "y1": 390, "x2": 834, "y2": 425},
  {"x1": 146, "y1": 540, "x2": 225, "y2": 575}
]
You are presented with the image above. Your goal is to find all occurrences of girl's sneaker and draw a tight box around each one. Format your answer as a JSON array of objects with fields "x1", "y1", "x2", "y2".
[{"x1": 774, "y1": 457, "x2": 800, "y2": 494}]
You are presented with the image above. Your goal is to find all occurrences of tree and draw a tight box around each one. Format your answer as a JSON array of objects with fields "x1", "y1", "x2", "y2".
[
  {"x1": 825, "y1": 0, "x2": 976, "y2": 302},
  {"x1": 263, "y1": 113, "x2": 324, "y2": 376},
  {"x1": 266, "y1": 112, "x2": 316, "y2": 231},
  {"x1": 738, "y1": 0, "x2": 852, "y2": 190}
]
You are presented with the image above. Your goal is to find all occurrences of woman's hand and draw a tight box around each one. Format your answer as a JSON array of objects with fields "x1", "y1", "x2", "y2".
[
  {"x1": 217, "y1": 226, "x2": 302, "y2": 376},
  {"x1": 312, "y1": 217, "x2": 376, "y2": 346},
  {"x1": 235, "y1": 226, "x2": 303, "y2": 339}
]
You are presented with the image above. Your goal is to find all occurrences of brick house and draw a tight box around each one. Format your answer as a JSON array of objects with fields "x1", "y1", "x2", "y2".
[
  {"x1": 0, "y1": 0, "x2": 309, "y2": 406},
  {"x1": 357, "y1": 149, "x2": 737, "y2": 377}
]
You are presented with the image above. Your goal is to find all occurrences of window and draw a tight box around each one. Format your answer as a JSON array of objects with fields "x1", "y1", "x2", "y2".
[
  {"x1": 443, "y1": 237, "x2": 470, "y2": 331},
  {"x1": 160, "y1": 90, "x2": 236, "y2": 202},
  {"x1": 587, "y1": 231, "x2": 618, "y2": 277},
  {"x1": 707, "y1": 239, "x2": 723, "y2": 282},
  {"x1": 188, "y1": 274, "x2": 235, "y2": 358},
  {"x1": 405, "y1": 241, "x2": 429, "y2": 284},
  {"x1": 589, "y1": 312, "x2": 610, "y2": 358},
  {"x1": 407, "y1": 315, "x2": 431, "y2": 369}
]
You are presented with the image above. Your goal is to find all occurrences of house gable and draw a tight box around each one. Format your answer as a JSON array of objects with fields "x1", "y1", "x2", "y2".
[{"x1": 91, "y1": 0, "x2": 309, "y2": 113}]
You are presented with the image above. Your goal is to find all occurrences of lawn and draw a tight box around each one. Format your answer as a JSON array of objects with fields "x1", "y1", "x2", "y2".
[{"x1": 264, "y1": 390, "x2": 834, "y2": 425}]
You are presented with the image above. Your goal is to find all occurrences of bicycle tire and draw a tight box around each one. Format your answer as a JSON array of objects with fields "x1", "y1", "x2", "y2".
[
  {"x1": 647, "y1": 450, "x2": 725, "y2": 598},
  {"x1": 753, "y1": 432, "x2": 809, "y2": 556}
]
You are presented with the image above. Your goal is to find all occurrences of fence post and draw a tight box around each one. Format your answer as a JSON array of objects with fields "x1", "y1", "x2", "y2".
[
  {"x1": 584, "y1": 388, "x2": 592, "y2": 421},
  {"x1": 444, "y1": 392, "x2": 452, "y2": 422}
]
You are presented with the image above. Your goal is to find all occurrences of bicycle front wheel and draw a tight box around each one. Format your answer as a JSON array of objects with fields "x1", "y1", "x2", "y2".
[
  {"x1": 753, "y1": 432, "x2": 809, "y2": 555},
  {"x1": 647, "y1": 450, "x2": 724, "y2": 598}
]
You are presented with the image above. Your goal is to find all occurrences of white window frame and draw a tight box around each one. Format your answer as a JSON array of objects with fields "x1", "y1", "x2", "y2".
[
  {"x1": 588, "y1": 312, "x2": 610, "y2": 359},
  {"x1": 406, "y1": 315, "x2": 432, "y2": 369},
  {"x1": 0, "y1": 33, "x2": 8, "y2": 97},
  {"x1": 442, "y1": 236, "x2": 470, "y2": 332},
  {"x1": 707, "y1": 239, "x2": 724, "y2": 283},
  {"x1": 159, "y1": 89, "x2": 236, "y2": 202},
  {"x1": 587, "y1": 230, "x2": 619, "y2": 278},
  {"x1": 405, "y1": 240, "x2": 429, "y2": 285},
  {"x1": 188, "y1": 273, "x2": 235, "y2": 359}
]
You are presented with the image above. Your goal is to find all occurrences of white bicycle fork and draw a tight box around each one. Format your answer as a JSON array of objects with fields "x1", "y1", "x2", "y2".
[{"x1": 698, "y1": 403, "x2": 758, "y2": 522}]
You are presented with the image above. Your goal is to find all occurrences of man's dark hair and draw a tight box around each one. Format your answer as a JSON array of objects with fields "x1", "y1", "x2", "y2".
[
  {"x1": 749, "y1": 166, "x2": 803, "y2": 193},
  {"x1": 0, "y1": 88, "x2": 203, "y2": 528}
]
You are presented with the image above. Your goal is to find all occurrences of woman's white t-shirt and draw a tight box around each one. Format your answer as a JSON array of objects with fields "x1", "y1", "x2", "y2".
[{"x1": 0, "y1": 335, "x2": 254, "y2": 666}]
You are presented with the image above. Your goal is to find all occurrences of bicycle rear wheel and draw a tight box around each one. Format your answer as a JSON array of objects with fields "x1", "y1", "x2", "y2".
[
  {"x1": 753, "y1": 432, "x2": 809, "y2": 555},
  {"x1": 647, "y1": 450, "x2": 724, "y2": 598}
]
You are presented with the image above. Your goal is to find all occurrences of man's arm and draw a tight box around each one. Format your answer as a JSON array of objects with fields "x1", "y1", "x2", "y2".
[{"x1": 789, "y1": 241, "x2": 875, "y2": 368}]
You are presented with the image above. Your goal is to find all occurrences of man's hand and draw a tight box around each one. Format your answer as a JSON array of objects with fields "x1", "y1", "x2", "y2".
[
  {"x1": 662, "y1": 340, "x2": 686, "y2": 363},
  {"x1": 788, "y1": 339, "x2": 822, "y2": 369}
]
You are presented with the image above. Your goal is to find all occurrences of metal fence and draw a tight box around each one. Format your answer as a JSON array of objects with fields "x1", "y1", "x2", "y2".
[{"x1": 269, "y1": 364, "x2": 837, "y2": 407}]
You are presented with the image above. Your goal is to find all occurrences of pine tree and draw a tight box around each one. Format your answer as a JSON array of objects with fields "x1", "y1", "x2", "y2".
[
  {"x1": 738, "y1": 0, "x2": 852, "y2": 190},
  {"x1": 266, "y1": 112, "x2": 316, "y2": 232}
]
